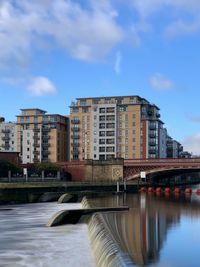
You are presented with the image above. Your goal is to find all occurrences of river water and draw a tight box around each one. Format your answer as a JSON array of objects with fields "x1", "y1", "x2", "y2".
[
  {"x1": 89, "y1": 184, "x2": 200, "y2": 267},
  {"x1": 0, "y1": 185, "x2": 200, "y2": 267},
  {"x1": 0, "y1": 202, "x2": 95, "y2": 267}
]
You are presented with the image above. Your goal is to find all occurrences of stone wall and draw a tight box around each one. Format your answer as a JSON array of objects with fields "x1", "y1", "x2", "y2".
[
  {"x1": 58, "y1": 159, "x2": 124, "y2": 182},
  {"x1": 85, "y1": 159, "x2": 124, "y2": 182}
]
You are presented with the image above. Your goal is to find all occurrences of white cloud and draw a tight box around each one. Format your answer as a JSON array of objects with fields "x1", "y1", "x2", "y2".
[
  {"x1": 114, "y1": 51, "x2": 122, "y2": 74},
  {"x1": 165, "y1": 19, "x2": 200, "y2": 38},
  {"x1": 182, "y1": 133, "x2": 200, "y2": 156},
  {"x1": 130, "y1": 0, "x2": 200, "y2": 38},
  {"x1": 27, "y1": 76, "x2": 56, "y2": 96},
  {"x1": 150, "y1": 73, "x2": 174, "y2": 90},
  {"x1": 131, "y1": 0, "x2": 200, "y2": 18},
  {"x1": 0, "y1": 0, "x2": 123, "y2": 68}
]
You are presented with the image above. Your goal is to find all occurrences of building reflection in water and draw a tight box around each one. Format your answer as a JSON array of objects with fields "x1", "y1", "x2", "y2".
[{"x1": 90, "y1": 193, "x2": 200, "y2": 266}]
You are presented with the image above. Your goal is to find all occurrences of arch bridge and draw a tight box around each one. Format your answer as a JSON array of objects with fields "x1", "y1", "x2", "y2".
[{"x1": 124, "y1": 158, "x2": 200, "y2": 180}]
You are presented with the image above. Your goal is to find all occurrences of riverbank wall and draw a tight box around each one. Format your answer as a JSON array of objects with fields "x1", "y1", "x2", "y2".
[{"x1": 0, "y1": 182, "x2": 138, "y2": 204}]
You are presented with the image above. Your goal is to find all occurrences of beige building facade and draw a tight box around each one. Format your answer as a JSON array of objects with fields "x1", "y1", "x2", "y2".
[
  {"x1": 17, "y1": 109, "x2": 68, "y2": 164},
  {"x1": 69, "y1": 96, "x2": 163, "y2": 161}
]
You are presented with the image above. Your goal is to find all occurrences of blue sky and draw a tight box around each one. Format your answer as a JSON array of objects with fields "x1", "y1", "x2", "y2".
[{"x1": 0, "y1": 0, "x2": 200, "y2": 154}]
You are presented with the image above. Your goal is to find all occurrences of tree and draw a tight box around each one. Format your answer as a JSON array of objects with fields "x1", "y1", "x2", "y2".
[
  {"x1": 0, "y1": 160, "x2": 21, "y2": 177},
  {"x1": 34, "y1": 163, "x2": 60, "y2": 176}
]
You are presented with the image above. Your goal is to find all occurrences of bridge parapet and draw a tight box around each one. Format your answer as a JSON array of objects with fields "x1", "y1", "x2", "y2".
[{"x1": 124, "y1": 158, "x2": 200, "y2": 180}]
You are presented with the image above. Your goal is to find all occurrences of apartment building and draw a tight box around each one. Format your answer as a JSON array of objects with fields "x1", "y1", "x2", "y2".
[
  {"x1": 0, "y1": 117, "x2": 17, "y2": 152},
  {"x1": 17, "y1": 109, "x2": 68, "y2": 164},
  {"x1": 166, "y1": 136, "x2": 183, "y2": 158},
  {"x1": 69, "y1": 96, "x2": 164, "y2": 161}
]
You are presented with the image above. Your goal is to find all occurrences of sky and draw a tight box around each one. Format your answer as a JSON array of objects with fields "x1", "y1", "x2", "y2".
[{"x1": 0, "y1": 0, "x2": 200, "y2": 155}]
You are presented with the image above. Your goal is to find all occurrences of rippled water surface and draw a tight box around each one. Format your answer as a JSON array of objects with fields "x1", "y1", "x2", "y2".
[
  {"x1": 88, "y1": 184, "x2": 200, "y2": 267},
  {"x1": 1, "y1": 185, "x2": 200, "y2": 267},
  {"x1": 0, "y1": 202, "x2": 95, "y2": 267}
]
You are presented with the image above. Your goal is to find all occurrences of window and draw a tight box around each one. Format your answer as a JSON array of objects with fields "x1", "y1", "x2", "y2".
[
  {"x1": 99, "y1": 139, "x2": 105, "y2": 144},
  {"x1": 99, "y1": 147, "x2": 105, "y2": 152},
  {"x1": 99, "y1": 115, "x2": 105, "y2": 121},
  {"x1": 80, "y1": 100, "x2": 86, "y2": 106},
  {"x1": 72, "y1": 107, "x2": 79, "y2": 113},
  {"x1": 106, "y1": 147, "x2": 115, "y2": 152},
  {"x1": 106, "y1": 115, "x2": 115, "y2": 121},
  {"x1": 106, "y1": 123, "x2": 115, "y2": 129},
  {"x1": 82, "y1": 107, "x2": 88, "y2": 113},
  {"x1": 106, "y1": 107, "x2": 115, "y2": 113},
  {"x1": 106, "y1": 131, "x2": 115, "y2": 137},
  {"x1": 100, "y1": 108, "x2": 105, "y2": 113},
  {"x1": 118, "y1": 105, "x2": 128, "y2": 112},
  {"x1": 106, "y1": 139, "x2": 115, "y2": 144},
  {"x1": 100, "y1": 131, "x2": 106, "y2": 136},
  {"x1": 99, "y1": 155, "x2": 105, "y2": 160},
  {"x1": 99, "y1": 123, "x2": 105, "y2": 129}
]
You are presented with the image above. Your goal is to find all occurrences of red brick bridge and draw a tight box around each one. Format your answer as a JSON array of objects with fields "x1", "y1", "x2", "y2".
[{"x1": 124, "y1": 158, "x2": 200, "y2": 180}]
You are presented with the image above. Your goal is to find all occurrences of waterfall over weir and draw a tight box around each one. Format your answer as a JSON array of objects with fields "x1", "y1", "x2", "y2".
[
  {"x1": 81, "y1": 197, "x2": 134, "y2": 267},
  {"x1": 88, "y1": 213, "x2": 134, "y2": 267}
]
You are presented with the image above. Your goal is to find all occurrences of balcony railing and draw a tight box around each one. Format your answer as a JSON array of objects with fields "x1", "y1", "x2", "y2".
[
  {"x1": 2, "y1": 129, "x2": 10, "y2": 133},
  {"x1": 71, "y1": 135, "x2": 80, "y2": 139},
  {"x1": 71, "y1": 127, "x2": 80, "y2": 132},
  {"x1": 71, "y1": 119, "x2": 80, "y2": 124}
]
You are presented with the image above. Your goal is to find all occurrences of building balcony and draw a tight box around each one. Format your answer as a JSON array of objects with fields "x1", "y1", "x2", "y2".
[
  {"x1": 71, "y1": 127, "x2": 80, "y2": 132},
  {"x1": 1, "y1": 136, "x2": 9, "y2": 141},
  {"x1": 42, "y1": 150, "x2": 50, "y2": 155},
  {"x1": 42, "y1": 136, "x2": 50, "y2": 141},
  {"x1": 71, "y1": 135, "x2": 80, "y2": 139},
  {"x1": 33, "y1": 143, "x2": 40, "y2": 147},
  {"x1": 71, "y1": 143, "x2": 80, "y2": 147},
  {"x1": 149, "y1": 142, "x2": 156, "y2": 146},
  {"x1": 149, "y1": 133, "x2": 157, "y2": 138},
  {"x1": 1, "y1": 129, "x2": 10, "y2": 133},
  {"x1": 149, "y1": 149, "x2": 157, "y2": 154},
  {"x1": 42, "y1": 143, "x2": 50, "y2": 147},
  {"x1": 156, "y1": 113, "x2": 160, "y2": 118},
  {"x1": 71, "y1": 119, "x2": 80, "y2": 124},
  {"x1": 149, "y1": 125, "x2": 157, "y2": 130}
]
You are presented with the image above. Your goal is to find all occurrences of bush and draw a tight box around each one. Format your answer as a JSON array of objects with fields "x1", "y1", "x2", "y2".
[
  {"x1": 34, "y1": 163, "x2": 60, "y2": 176},
  {"x1": 0, "y1": 160, "x2": 21, "y2": 177}
]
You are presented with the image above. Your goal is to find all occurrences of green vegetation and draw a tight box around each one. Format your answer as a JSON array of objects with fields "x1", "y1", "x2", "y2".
[
  {"x1": 28, "y1": 163, "x2": 61, "y2": 176},
  {"x1": 0, "y1": 160, "x2": 21, "y2": 177}
]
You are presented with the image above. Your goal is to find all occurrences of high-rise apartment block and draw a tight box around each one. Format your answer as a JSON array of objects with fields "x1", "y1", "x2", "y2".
[
  {"x1": 0, "y1": 117, "x2": 17, "y2": 152},
  {"x1": 69, "y1": 96, "x2": 166, "y2": 161},
  {"x1": 17, "y1": 109, "x2": 68, "y2": 164}
]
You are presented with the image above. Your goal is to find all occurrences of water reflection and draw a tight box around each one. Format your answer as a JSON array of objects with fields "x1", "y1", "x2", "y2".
[{"x1": 90, "y1": 191, "x2": 200, "y2": 266}]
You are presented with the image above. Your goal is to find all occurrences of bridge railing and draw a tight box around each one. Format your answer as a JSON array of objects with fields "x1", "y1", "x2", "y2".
[{"x1": 124, "y1": 158, "x2": 200, "y2": 165}]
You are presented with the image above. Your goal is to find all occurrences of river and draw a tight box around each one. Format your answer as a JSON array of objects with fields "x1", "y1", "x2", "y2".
[
  {"x1": 0, "y1": 202, "x2": 95, "y2": 267},
  {"x1": 0, "y1": 185, "x2": 200, "y2": 266}
]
